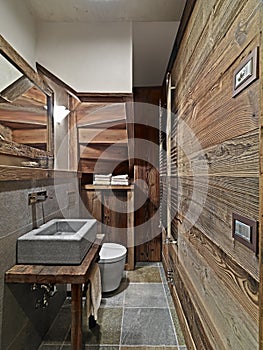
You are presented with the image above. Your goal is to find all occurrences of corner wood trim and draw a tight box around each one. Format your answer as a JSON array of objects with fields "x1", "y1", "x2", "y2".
[
  {"x1": 163, "y1": 0, "x2": 197, "y2": 86},
  {"x1": 162, "y1": 253, "x2": 197, "y2": 350}
]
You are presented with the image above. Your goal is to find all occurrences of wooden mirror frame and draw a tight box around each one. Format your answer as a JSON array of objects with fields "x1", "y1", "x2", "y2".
[{"x1": 0, "y1": 35, "x2": 54, "y2": 163}]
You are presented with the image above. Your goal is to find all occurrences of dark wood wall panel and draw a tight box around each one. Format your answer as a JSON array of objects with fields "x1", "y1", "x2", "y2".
[
  {"x1": 134, "y1": 87, "x2": 162, "y2": 262},
  {"x1": 165, "y1": 0, "x2": 261, "y2": 348}
]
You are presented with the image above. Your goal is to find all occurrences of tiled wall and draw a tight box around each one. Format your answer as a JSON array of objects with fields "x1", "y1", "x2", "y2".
[{"x1": 0, "y1": 175, "x2": 80, "y2": 350}]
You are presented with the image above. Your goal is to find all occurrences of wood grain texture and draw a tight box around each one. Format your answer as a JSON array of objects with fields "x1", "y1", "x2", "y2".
[
  {"x1": 134, "y1": 87, "x2": 161, "y2": 262},
  {"x1": 81, "y1": 188, "x2": 135, "y2": 269},
  {"x1": 12, "y1": 129, "x2": 47, "y2": 144},
  {"x1": 76, "y1": 102, "x2": 126, "y2": 127},
  {"x1": 78, "y1": 128, "x2": 127, "y2": 144},
  {"x1": 177, "y1": 231, "x2": 258, "y2": 350},
  {"x1": 79, "y1": 158, "x2": 129, "y2": 175},
  {"x1": 167, "y1": 0, "x2": 261, "y2": 348},
  {"x1": 0, "y1": 35, "x2": 50, "y2": 95},
  {"x1": 79, "y1": 144, "x2": 128, "y2": 161},
  {"x1": 68, "y1": 96, "x2": 80, "y2": 171},
  {"x1": 178, "y1": 176, "x2": 259, "y2": 278},
  {"x1": 179, "y1": 129, "x2": 259, "y2": 176},
  {"x1": 258, "y1": 0, "x2": 263, "y2": 347}
]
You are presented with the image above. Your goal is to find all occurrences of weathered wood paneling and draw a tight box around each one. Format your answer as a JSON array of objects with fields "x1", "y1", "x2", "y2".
[
  {"x1": 167, "y1": 0, "x2": 261, "y2": 348},
  {"x1": 78, "y1": 128, "x2": 127, "y2": 144},
  {"x1": 134, "y1": 87, "x2": 162, "y2": 262},
  {"x1": 79, "y1": 144, "x2": 127, "y2": 161}
]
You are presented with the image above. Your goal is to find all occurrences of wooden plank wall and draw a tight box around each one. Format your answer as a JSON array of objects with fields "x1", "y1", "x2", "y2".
[
  {"x1": 133, "y1": 87, "x2": 162, "y2": 261},
  {"x1": 165, "y1": 0, "x2": 262, "y2": 348}
]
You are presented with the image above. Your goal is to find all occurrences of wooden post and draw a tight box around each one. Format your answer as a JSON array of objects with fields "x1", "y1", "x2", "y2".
[
  {"x1": 259, "y1": 4, "x2": 263, "y2": 348},
  {"x1": 71, "y1": 284, "x2": 82, "y2": 350},
  {"x1": 127, "y1": 189, "x2": 135, "y2": 270},
  {"x1": 69, "y1": 96, "x2": 80, "y2": 171}
]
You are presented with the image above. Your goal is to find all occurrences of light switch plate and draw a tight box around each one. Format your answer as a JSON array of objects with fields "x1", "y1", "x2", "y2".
[
  {"x1": 232, "y1": 47, "x2": 259, "y2": 97},
  {"x1": 232, "y1": 213, "x2": 258, "y2": 253}
]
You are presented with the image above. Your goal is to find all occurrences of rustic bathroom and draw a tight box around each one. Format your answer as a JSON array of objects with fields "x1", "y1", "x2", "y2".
[{"x1": 0, "y1": 0, "x2": 262, "y2": 349}]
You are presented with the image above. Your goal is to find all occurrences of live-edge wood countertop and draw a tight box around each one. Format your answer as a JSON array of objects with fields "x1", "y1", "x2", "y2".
[
  {"x1": 5, "y1": 235, "x2": 104, "y2": 285},
  {"x1": 0, "y1": 165, "x2": 81, "y2": 182}
]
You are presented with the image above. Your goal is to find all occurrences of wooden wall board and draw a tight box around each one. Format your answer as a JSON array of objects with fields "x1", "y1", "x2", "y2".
[
  {"x1": 178, "y1": 176, "x2": 259, "y2": 278},
  {"x1": 181, "y1": 223, "x2": 258, "y2": 321},
  {"x1": 166, "y1": 0, "x2": 262, "y2": 347},
  {"x1": 76, "y1": 102, "x2": 126, "y2": 127},
  {"x1": 167, "y1": 248, "x2": 216, "y2": 350},
  {"x1": 79, "y1": 159, "x2": 129, "y2": 175},
  {"x1": 134, "y1": 162, "x2": 161, "y2": 262},
  {"x1": 258, "y1": 0, "x2": 263, "y2": 346},
  {"x1": 12, "y1": 129, "x2": 47, "y2": 144},
  {"x1": 79, "y1": 144, "x2": 127, "y2": 161},
  {"x1": 173, "y1": 0, "x2": 258, "y2": 95},
  {"x1": 178, "y1": 129, "x2": 259, "y2": 176},
  {"x1": 78, "y1": 128, "x2": 128, "y2": 144},
  {"x1": 177, "y1": 231, "x2": 258, "y2": 350},
  {"x1": 134, "y1": 87, "x2": 162, "y2": 262}
]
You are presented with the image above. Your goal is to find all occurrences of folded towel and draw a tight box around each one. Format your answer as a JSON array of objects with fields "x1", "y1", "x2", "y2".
[
  {"x1": 94, "y1": 174, "x2": 112, "y2": 180},
  {"x1": 93, "y1": 180, "x2": 111, "y2": 185},
  {"x1": 85, "y1": 263, "x2": 102, "y2": 321},
  {"x1": 111, "y1": 174, "x2": 129, "y2": 180},
  {"x1": 111, "y1": 181, "x2": 129, "y2": 186}
]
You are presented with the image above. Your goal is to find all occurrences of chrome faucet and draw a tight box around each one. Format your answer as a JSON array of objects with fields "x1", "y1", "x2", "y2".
[{"x1": 28, "y1": 190, "x2": 48, "y2": 205}]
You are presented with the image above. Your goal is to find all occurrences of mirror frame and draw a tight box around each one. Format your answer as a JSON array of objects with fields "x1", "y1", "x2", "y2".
[{"x1": 0, "y1": 35, "x2": 54, "y2": 157}]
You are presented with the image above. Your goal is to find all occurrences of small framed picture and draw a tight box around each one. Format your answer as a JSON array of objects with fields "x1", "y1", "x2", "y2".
[{"x1": 232, "y1": 47, "x2": 259, "y2": 97}]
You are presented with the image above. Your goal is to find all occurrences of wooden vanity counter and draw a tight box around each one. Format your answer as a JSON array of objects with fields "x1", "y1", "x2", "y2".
[{"x1": 5, "y1": 235, "x2": 104, "y2": 350}]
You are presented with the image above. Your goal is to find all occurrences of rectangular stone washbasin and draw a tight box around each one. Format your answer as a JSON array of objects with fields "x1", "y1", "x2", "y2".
[{"x1": 17, "y1": 219, "x2": 97, "y2": 265}]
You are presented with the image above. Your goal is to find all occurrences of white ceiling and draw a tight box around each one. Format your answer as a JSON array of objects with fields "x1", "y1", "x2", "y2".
[{"x1": 26, "y1": 0, "x2": 186, "y2": 87}]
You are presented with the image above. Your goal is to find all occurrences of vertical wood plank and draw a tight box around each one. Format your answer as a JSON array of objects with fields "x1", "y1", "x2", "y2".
[
  {"x1": 69, "y1": 96, "x2": 80, "y2": 171},
  {"x1": 259, "y1": 1, "x2": 263, "y2": 347},
  {"x1": 127, "y1": 189, "x2": 135, "y2": 270},
  {"x1": 71, "y1": 284, "x2": 82, "y2": 350}
]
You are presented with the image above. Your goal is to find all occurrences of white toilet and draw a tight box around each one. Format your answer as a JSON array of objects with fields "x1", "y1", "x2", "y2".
[{"x1": 98, "y1": 243, "x2": 127, "y2": 293}]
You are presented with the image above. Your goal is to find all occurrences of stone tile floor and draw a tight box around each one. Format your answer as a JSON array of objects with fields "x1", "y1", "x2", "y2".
[{"x1": 38, "y1": 262, "x2": 187, "y2": 350}]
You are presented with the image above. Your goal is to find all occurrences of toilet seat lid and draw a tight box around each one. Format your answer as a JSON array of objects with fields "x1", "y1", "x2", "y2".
[{"x1": 99, "y1": 243, "x2": 127, "y2": 263}]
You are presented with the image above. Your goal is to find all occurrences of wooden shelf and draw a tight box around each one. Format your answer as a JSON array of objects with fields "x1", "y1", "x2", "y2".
[
  {"x1": 0, "y1": 165, "x2": 81, "y2": 181},
  {"x1": 83, "y1": 184, "x2": 134, "y2": 190}
]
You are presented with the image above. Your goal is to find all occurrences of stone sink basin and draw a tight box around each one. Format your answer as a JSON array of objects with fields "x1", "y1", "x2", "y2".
[{"x1": 17, "y1": 219, "x2": 97, "y2": 265}]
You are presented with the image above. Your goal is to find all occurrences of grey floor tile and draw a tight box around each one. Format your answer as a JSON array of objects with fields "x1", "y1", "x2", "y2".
[
  {"x1": 163, "y1": 282, "x2": 175, "y2": 309},
  {"x1": 42, "y1": 306, "x2": 71, "y2": 343},
  {"x1": 127, "y1": 266, "x2": 162, "y2": 283},
  {"x1": 124, "y1": 283, "x2": 167, "y2": 308},
  {"x1": 101, "y1": 291, "x2": 124, "y2": 308},
  {"x1": 121, "y1": 347, "x2": 181, "y2": 350},
  {"x1": 38, "y1": 345, "x2": 61, "y2": 350},
  {"x1": 170, "y1": 308, "x2": 186, "y2": 346},
  {"x1": 100, "y1": 279, "x2": 127, "y2": 308},
  {"x1": 159, "y1": 265, "x2": 168, "y2": 284},
  {"x1": 83, "y1": 307, "x2": 122, "y2": 345},
  {"x1": 121, "y1": 308, "x2": 177, "y2": 346},
  {"x1": 84, "y1": 346, "x2": 119, "y2": 350}
]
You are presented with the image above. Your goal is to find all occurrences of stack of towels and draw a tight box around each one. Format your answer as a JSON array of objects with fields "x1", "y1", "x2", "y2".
[
  {"x1": 111, "y1": 174, "x2": 129, "y2": 186},
  {"x1": 93, "y1": 173, "x2": 112, "y2": 185}
]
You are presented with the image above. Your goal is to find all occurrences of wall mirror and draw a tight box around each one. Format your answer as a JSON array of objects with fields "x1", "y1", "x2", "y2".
[{"x1": 0, "y1": 35, "x2": 54, "y2": 168}]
